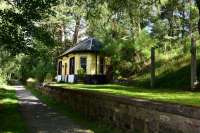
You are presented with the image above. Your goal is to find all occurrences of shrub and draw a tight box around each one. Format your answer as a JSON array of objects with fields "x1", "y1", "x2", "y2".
[
  {"x1": 77, "y1": 68, "x2": 86, "y2": 80},
  {"x1": 26, "y1": 78, "x2": 38, "y2": 88},
  {"x1": 0, "y1": 70, "x2": 7, "y2": 84},
  {"x1": 44, "y1": 73, "x2": 54, "y2": 83}
]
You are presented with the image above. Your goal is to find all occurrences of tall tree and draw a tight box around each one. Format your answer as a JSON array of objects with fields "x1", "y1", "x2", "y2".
[{"x1": 72, "y1": 16, "x2": 81, "y2": 45}]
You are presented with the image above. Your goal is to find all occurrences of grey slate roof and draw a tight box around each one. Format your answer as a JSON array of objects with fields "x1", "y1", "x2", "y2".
[{"x1": 60, "y1": 37, "x2": 103, "y2": 57}]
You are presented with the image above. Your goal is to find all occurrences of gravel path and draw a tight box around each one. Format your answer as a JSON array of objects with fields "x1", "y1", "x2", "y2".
[{"x1": 15, "y1": 85, "x2": 93, "y2": 133}]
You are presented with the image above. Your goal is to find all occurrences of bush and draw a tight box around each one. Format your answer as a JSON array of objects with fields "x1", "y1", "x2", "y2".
[
  {"x1": 44, "y1": 73, "x2": 54, "y2": 83},
  {"x1": 77, "y1": 68, "x2": 86, "y2": 80},
  {"x1": 0, "y1": 75, "x2": 6, "y2": 84},
  {"x1": 26, "y1": 78, "x2": 38, "y2": 88},
  {"x1": 0, "y1": 70, "x2": 7, "y2": 84}
]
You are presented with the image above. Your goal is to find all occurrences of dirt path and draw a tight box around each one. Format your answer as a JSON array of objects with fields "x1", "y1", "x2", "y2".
[{"x1": 15, "y1": 85, "x2": 92, "y2": 133}]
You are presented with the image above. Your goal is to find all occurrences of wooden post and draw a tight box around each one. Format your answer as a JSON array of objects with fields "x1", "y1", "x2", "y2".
[
  {"x1": 191, "y1": 38, "x2": 197, "y2": 89},
  {"x1": 151, "y1": 47, "x2": 155, "y2": 88},
  {"x1": 96, "y1": 52, "x2": 98, "y2": 75},
  {"x1": 56, "y1": 60, "x2": 59, "y2": 76},
  {"x1": 56, "y1": 60, "x2": 60, "y2": 82}
]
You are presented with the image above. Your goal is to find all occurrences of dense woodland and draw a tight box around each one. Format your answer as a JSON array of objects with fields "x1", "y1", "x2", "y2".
[{"x1": 0, "y1": 0, "x2": 200, "y2": 87}]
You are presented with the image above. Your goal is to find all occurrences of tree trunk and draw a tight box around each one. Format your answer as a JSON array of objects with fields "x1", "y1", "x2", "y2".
[
  {"x1": 72, "y1": 16, "x2": 81, "y2": 45},
  {"x1": 191, "y1": 38, "x2": 197, "y2": 89},
  {"x1": 181, "y1": 1, "x2": 185, "y2": 39},
  {"x1": 128, "y1": 12, "x2": 135, "y2": 37},
  {"x1": 60, "y1": 23, "x2": 65, "y2": 44},
  {"x1": 151, "y1": 47, "x2": 155, "y2": 88},
  {"x1": 190, "y1": 0, "x2": 198, "y2": 89},
  {"x1": 169, "y1": 19, "x2": 174, "y2": 37},
  {"x1": 181, "y1": 1, "x2": 187, "y2": 52}
]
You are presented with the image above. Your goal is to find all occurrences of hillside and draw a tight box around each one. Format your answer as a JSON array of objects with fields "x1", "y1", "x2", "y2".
[{"x1": 132, "y1": 48, "x2": 200, "y2": 90}]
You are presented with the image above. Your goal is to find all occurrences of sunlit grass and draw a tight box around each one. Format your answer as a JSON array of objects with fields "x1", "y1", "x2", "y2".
[
  {"x1": 0, "y1": 98, "x2": 18, "y2": 104},
  {"x1": 0, "y1": 85, "x2": 27, "y2": 133},
  {"x1": 50, "y1": 83, "x2": 200, "y2": 107}
]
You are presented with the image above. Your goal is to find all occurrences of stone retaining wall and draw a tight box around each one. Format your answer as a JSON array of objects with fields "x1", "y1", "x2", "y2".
[{"x1": 37, "y1": 85, "x2": 200, "y2": 133}]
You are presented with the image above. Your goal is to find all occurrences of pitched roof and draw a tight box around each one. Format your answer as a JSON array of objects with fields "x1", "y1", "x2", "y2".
[{"x1": 59, "y1": 37, "x2": 103, "y2": 57}]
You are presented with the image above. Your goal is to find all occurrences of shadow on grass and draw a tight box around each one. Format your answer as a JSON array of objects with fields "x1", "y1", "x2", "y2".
[
  {"x1": 155, "y1": 59, "x2": 200, "y2": 90},
  {"x1": 0, "y1": 87, "x2": 27, "y2": 133},
  {"x1": 0, "y1": 88, "x2": 17, "y2": 100},
  {"x1": 156, "y1": 65, "x2": 190, "y2": 89},
  {"x1": 122, "y1": 53, "x2": 194, "y2": 90},
  {"x1": 124, "y1": 62, "x2": 191, "y2": 90}
]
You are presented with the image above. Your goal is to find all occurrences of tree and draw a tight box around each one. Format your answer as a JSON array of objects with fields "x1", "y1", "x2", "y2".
[{"x1": 0, "y1": 0, "x2": 58, "y2": 55}]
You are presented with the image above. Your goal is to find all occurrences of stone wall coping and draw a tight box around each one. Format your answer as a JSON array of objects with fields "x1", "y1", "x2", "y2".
[{"x1": 44, "y1": 85, "x2": 200, "y2": 120}]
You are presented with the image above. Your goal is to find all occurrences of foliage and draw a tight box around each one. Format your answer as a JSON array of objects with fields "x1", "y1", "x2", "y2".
[
  {"x1": 0, "y1": 0, "x2": 57, "y2": 55},
  {"x1": 26, "y1": 78, "x2": 38, "y2": 89},
  {"x1": 82, "y1": 0, "x2": 199, "y2": 79},
  {"x1": 77, "y1": 68, "x2": 86, "y2": 79},
  {"x1": 0, "y1": 0, "x2": 58, "y2": 82},
  {"x1": 0, "y1": 71, "x2": 6, "y2": 84},
  {"x1": 0, "y1": 41, "x2": 56, "y2": 83},
  {"x1": 102, "y1": 30, "x2": 155, "y2": 77},
  {"x1": 0, "y1": 51, "x2": 24, "y2": 83},
  {"x1": 20, "y1": 51, "x2": 56, "y2": 83}
]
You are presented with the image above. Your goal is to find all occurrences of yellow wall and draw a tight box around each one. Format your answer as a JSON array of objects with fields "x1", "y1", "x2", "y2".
[{"x1": 58, "y1": 52, "x2": 107, "y2": 76}]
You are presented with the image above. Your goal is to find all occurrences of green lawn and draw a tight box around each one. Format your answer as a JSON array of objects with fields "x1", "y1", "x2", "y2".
[
  {"x1": 0, "y1": 85, "x2": 27, "y2": 133},
  {"x1": 49, "y1": 83, "x2": 200, "y2": 107}
]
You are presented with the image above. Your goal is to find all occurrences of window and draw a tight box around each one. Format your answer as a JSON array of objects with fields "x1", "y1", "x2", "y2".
[
  {"x1": 99, "y1": 57, "x2": 104, "y2": 74},
  {"x1": 80, "y1": 57, "x2": 87, "y2": 72},
  {"x1": 64, "y1": 63, "x2": 67, "y2": 75},
  {"x1": 58, "y1": 61, "x2": 62, "y2": 75}
]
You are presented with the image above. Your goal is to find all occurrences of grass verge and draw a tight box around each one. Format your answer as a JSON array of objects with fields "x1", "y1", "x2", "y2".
[
  {"x1": 27, "y1": 86, "x2": 121, "y2": 133},
  {"x1": 49, "y1": 83, "x2": 200, "y2": 107},
  {"x1": 0, "y1": 85, "x2": 27, "y2": 133}
]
